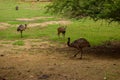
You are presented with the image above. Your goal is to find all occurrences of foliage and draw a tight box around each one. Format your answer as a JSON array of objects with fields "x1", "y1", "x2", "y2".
[{"x1": 47, "y1": 0, "x2": 120, "y2": 22}]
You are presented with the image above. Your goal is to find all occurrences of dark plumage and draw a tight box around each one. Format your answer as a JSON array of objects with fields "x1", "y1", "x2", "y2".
[
  {"x1": 17, "y1": 24, "x2": 27, "y2": 38},
  {"x1": 15, "y1": 6, "x2": 19, "y2": 10},
  {"x1": 57, "y1": 26, "x2": 67, "y2": 38},
  {"x1": 67, "y1": 37, "x2": 90, "y2": 59}
]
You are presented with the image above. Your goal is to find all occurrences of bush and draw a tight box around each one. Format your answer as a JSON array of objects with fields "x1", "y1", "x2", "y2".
[{"x1": 47, "y1": 0, "x2": 120, "y2": 22}]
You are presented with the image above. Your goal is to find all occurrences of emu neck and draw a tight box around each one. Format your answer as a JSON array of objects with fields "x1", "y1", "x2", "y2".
[
  {"x1": 25, "y1": 25, "x2": 27, "y2": 29},
  {"x1": 67, "y1": 38, "x2": 72, "y2": 47}
]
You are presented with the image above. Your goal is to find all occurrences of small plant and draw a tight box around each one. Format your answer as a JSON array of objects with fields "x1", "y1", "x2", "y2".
[{"x1": 13, "y1": 40, "x2": 24, "y2": 46}]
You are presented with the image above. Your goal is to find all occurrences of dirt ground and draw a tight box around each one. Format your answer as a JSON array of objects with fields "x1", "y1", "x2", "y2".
[
  {"x1": 0, "y1": 39, "x2": 120, "y2": 80},
  {"x1": 0, "y1": 18, "x2": 120, "y2": 80}
]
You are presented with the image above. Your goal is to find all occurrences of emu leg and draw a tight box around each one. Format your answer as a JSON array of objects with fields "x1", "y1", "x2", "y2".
[
  {"x1": 73, "y1": 50, "x2": 81, "y2": 57},
  {"x1": 20, "y1": 31, "x2": 23, "y2": 38},
  {"x1": 73, "y1": 49, "x2": 83, "y2": 59},
  {"x1": 79, "y1": 49, "x2": 83, "y2": 59}
]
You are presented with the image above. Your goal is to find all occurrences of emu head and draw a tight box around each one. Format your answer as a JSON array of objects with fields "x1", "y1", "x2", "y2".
[
  {"x1": 24, "y1": 24, "x2": 27, "y2": 29},
  {"x1": 68, "y1": 37, "x2": 70, "y2": 41}
]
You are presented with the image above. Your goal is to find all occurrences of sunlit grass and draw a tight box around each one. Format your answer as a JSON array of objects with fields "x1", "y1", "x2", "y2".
[
  {"x1": 66, "y1": 19, "x2": 120, "y2": 45},
  {"x1": 0, "y1": 19, "x2": 120, "y2": 46},
  {"x1": 0, "y1": 0, "x2": 51, "y2": 23},
  {"x1": 0, "y1": 0, "x2": 120, "y2": 46}
]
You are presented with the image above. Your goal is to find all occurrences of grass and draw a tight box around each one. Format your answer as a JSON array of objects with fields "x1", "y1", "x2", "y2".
[
  {"x1": 0, "y1": 0, "x2": 120, "y2": 46},
  {"x1": 0, "y1": 0, "x2": 51, "y2": 22},
  {"x1": 12, "y1": 40, "x2": 24, "y2": 46},
  {"x1": 66, "y1": 19, "x2": 120, "y2": 45}
]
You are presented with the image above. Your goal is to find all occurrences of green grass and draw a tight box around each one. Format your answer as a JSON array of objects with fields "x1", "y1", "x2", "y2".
[
  {"x1": 0, "y1": 0, "x2": 51, "y2": 23},
  {"x1": 12, "y1": 40, "x2": 24, "y2": 46},
  {"x1": 0, "y1": 0, "x2": 120, "y2": 46},
  {"x1": 67, "y1": 19, "x2": 120, "y2": 45},
  {"x1": 1, "y1": 20, "x2": 120, "y2": 46}
]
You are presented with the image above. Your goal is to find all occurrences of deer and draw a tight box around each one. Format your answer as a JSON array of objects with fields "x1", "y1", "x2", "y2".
[{"x1": 57, "y1": 25, "x2": 67, "y2": 38}]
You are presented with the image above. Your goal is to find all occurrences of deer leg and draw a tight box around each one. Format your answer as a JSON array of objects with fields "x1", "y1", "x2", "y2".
[
  {"x1": 58, "y1": 32, "x2": 60, "y2": 38},
  {"x1": 62, "y1": 33, "x2": 65, "y2": 38},
  {"x1": 62, "y1": 31, "x2": 66, "y2": 38}
]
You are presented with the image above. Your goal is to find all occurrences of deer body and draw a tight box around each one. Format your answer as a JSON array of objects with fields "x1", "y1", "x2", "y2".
[{"x1": 57, "y1": 26, "x2": 66, "y2": 38}]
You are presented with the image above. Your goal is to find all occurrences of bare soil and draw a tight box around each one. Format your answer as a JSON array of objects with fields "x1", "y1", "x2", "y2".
[
  {"x1": 0, "y1": 23, "x2": 11, "y2": 30},
  {"x1": 0, "y1": 39, "x2": 120, "y2": 80}
]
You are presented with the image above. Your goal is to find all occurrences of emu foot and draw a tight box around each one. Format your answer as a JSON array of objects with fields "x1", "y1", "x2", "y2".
[
  {"x1": 70, "y1": 56, "x2": 74, "y2": 58},
  {"x1": 69, "y1": 56, "x2": 76, "y2": 59},
  {"x1": 78, "y1": 57, "x2": 82, "y2": 60},
  {"x1": 73, "y1": 54, "x2": 77, "y2": 57}
]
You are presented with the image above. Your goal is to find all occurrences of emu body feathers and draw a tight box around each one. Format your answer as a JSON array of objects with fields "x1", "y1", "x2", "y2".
[
  {"x1": 67, "y1": 37, "x2": 90, "y2": 59},
  {"x1": 17, "y1": 24, "x2": 27, "y2": 38}
]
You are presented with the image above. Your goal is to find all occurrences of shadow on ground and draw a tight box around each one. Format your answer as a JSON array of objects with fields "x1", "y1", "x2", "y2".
[{"x1": 53, "y1": 41, "x2": 120, "y2": 60}]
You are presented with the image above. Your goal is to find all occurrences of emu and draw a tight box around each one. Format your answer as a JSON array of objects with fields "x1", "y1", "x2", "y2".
[
  {"x1": 67, "y1": 37, "x2": 90, "y2": 59},
  {"x1": 57, "y1": 26, "x2": 67, "y2": 38},
  {"x1": 17, "y1": 24, "x2": 27, "y2": 38}
]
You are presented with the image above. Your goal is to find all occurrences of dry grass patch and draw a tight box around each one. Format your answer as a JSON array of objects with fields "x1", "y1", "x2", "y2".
[
  {"x1": 16, "y1": 17, "x2": 53, "y2": 22},
  {"x1": 0, "y1": 22, "x2": 11, "y2": 30},
  {"x1": 28, "y1": 20, "x2": 71, "y2": 27}
]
